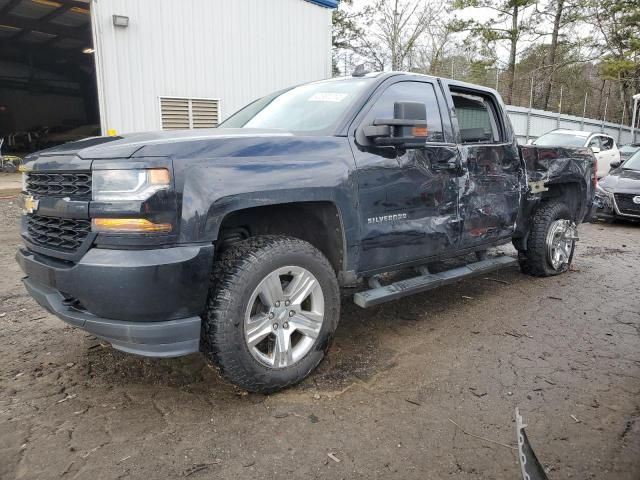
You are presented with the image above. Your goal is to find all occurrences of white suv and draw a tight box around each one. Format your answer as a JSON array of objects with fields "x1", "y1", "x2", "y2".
[{"x1": 533, "y1": 129, "x2": 620, "y2": 178}]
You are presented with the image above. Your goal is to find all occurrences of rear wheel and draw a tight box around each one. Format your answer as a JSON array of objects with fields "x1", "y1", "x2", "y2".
[
  {"x1": 202, "y1": 236, "x2": 340, "y2": 393},
  {"x1": 517, "y1": 201, "x2": 577, "y2": 277}
]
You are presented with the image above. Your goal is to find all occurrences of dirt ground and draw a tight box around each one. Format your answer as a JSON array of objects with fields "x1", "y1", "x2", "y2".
[
  {"x1": 0, "y1": 198, "x2": 638, "y2": 480},
  {"x1": 0, "y1": 173, "x2": 22, "y2": 197}
]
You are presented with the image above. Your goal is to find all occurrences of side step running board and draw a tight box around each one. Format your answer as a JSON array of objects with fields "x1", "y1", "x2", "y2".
[{"x1": 353, "y1": 256, "x2": 517, "y2": 308}]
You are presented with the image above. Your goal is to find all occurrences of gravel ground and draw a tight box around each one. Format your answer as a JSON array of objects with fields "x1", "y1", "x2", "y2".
[{"x1": 0, "y1": 198, "x2": 638, "y2": 479}]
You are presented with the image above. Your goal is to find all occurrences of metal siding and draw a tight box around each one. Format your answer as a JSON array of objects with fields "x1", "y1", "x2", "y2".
[{"x1": 91, "y1": 0, "x2": 332, "y2": 135}]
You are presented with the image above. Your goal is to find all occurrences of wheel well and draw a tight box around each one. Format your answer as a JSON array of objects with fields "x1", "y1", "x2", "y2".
[
  {"x1": 514, "y1": 182, "x2": 584, "y2": 252},
  {"x1": 216, "y1": 202, "x2": 345, "y2": 273},
  {"x1": 541, "y1": 182, "x2": 583, "y2": 220}
]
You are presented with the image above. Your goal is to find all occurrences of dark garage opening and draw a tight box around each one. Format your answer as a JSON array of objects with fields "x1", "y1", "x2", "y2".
[{"x1": 0, "y1": 0, "x2": 99, "y2": 165}]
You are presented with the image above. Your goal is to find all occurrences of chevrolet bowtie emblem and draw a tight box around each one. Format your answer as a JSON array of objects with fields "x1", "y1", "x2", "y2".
[{"x1": 21, "y1": 194, "x2": 39, "y2": 214}]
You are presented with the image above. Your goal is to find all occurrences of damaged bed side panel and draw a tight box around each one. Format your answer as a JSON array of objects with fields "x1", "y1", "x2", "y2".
[{"x1": 514, "y1": 146, "x2": 596, "y2": 249}]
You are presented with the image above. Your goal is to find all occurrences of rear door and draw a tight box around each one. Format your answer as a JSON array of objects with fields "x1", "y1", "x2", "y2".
[
  {"x1": 349, "y1": 79, "x2": 461, "y2": 273},
  {"x1": 442, "y1": 83, "x2": 522, "y2": 249}
]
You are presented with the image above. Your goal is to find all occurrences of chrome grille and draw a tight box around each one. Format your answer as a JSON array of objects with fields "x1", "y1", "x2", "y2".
[
  {"x1": 614, "y1": 193, "x2": 640, "y2": 216},
  {"x1": 26, "y1": 172, "x2": 92, "y2": 199},
  {"x1": 26, "y1": 215, "x2": 91, "y2": 251}
]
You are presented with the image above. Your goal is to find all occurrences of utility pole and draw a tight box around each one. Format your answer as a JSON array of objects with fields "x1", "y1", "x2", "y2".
[
  {"x1": 556, "y1": 85, "x2": 563, "y2": 129},
  {"x1": 601, "y1": 96, "x2": 608, "y2": 132},
  {"x1": 631, "y1": 94, "x2": 640, "y2": 144},
  {"x1": 526, "y1": 77, "x2": 534, "y2": 142},
  {"x1": 580, "y1": 92, "x2": 588, "y2": 130},
  {"x1": 617, "y1": 102, "x2": 626, "y2": 144}
]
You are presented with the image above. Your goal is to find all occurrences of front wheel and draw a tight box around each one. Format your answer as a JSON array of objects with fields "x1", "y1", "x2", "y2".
[
  {"x1": 202, "y1": 236, "x2": 340, "y2": 393},
  {"x1": 517, "y1": 201, "x2": 577, "y2": 277}
]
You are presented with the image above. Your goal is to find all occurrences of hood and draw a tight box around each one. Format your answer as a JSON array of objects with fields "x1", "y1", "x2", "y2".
[
  {"x1": 30, "y1": 128, "x2": 293, "y2": 160},
  {"x1": 600, "y1": 168, "x2": 640, "y2": 193}
]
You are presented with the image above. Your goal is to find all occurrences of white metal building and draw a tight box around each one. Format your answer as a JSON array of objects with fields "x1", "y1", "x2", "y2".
[
  {"x1": 0, "y1": 0, "x2": 336, "y2": 149},
  {"x1": 91, "y1": 0, "x2": 336, "y2": 135}
]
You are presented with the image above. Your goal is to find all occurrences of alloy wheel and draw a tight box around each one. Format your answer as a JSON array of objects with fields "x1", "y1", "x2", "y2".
[
  {"x1": 545, "y1": 219, "x2": 577, "y2": 270},
  {"x1": 244, "y1": 266, "x2": 325, "y2": 368}
]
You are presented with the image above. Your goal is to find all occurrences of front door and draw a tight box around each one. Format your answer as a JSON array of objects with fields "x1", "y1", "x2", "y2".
[
  {"x1": 444, "y1": 85, "x2": 522, "y2": 249},
  {"x1": 350, "y1": 80, "x2": 461, "y2": 273}
]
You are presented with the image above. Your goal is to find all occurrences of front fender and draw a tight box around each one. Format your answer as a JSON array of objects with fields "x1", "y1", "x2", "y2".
[{"x1": 173, "y1": 136, "x2": 359, "y2": 245}]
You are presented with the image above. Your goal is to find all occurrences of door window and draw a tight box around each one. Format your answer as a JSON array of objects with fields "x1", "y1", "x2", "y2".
[
  {"x1": 362, "y1": 81, "x2": 445, "y2": 142},
  {"x1": 451, "y1": 92, "x2": 500, "y2": 143},
  {"x1": 587, "y1": 136, "x2": 601, "y2": 149},
  {"x1": 600, "y1": 136, "x2": 614, "y2": 150}
]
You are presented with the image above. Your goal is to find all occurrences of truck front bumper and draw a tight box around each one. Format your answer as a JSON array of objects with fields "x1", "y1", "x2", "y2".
[{"x1": 16, "y1": 244, "x2": 214, "y2": 357}]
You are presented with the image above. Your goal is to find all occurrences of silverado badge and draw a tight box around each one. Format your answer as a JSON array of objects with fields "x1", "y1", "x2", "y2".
[{"x1": 20, "y1": 194, "x2": 39, "y2": 215}]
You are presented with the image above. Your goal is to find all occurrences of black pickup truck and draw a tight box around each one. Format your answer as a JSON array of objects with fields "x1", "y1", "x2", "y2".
[{"x1": 16, "y1": 72, "x2": 596, "y2": 392}]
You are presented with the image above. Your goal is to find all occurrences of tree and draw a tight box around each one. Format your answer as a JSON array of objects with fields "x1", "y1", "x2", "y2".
[
  {"x1": 344, "y1": 0, "x2": 448, "y2": 72},
  {"x1": 452, "y1": 0, "x2": 537, "y2": 104},
  {"x1": 587, "y1": 0, "x2": 640, "y2": 122},
  {"x1": 331, "y1": 0, "x2": 366, "y2": 75},
  {"x1": 533, "y1": 0, "x2": 588, "y2": 110}
]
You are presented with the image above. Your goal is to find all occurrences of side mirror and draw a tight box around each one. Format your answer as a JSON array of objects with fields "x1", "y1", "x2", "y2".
[
  {"x1": 362, "y1": 101, "x2": 427, "y2": 148},
  {"x1": 591, "y1": 146, "x2": 601, "y2": 154},
  {"x1": 610, "y1": 159, "x2": 622, "y2": 169}
]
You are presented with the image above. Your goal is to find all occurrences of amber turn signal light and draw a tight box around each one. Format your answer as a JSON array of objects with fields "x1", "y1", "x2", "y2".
[
  {"x1": 148, "y1": 168, "x2": 171, "y2": 185},
  {"x1": 92, "y1": 218, "x2": 172, "y2": 233},
  {"x1": 412, "y1": 126, "x2": 428, "y2": 137}
]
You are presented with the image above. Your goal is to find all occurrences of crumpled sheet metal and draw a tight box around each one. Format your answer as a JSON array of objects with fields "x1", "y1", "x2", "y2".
[
  {"x1": 514, "y1": 145, "x2": 595, "y2": 245},
  {"x1": 519, "y1": 145, "x2": 593, "y2": 187},
  {"x1": 457, "y1": 144, "x2": 522, "y2": 245},
  {"x1": 516, "y1": 408, "x2": 550, "y2": 480}
]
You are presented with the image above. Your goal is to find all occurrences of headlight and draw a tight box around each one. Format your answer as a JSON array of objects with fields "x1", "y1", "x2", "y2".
[
  {"x1": 92, "y1": 168, "x2": 170, "y2": 201},
  {"x1": 596, "y1": 183, "x2": 611, "y2": 195}
]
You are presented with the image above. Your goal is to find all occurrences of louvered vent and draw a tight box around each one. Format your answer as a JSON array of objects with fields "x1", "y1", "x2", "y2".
[
  {"x1": 160, "y1": 97, "x2": 190, "y2": 130},
  {"x1": 192, "y1": 99, "x2": 219, "y2": 128},
  {"x1": 159, "y1": 97, "x2": 219, "y2": 130}
]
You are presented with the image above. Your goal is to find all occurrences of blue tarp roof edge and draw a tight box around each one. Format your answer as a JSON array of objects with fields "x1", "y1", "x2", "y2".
[{"x1": 304, "y1": 0, "x2": 338, "y2": 8}]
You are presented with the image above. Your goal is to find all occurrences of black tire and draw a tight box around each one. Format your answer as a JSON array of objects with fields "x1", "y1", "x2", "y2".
[
  {"x1": 202, "y1": 235, "x2": 340, "y2": 393},
  {"x1": 517, "y1": 200, "x2": 576, "y2": 277}
]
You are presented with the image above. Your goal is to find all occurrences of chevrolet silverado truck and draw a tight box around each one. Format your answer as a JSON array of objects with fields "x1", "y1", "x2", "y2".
[{"x1": 16, "y1": 72, "x2": 596, "y2": 393}]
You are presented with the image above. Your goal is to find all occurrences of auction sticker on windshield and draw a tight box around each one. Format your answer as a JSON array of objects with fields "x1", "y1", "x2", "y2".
[{"x1": 308, "y1": 92, "x2": 349, "y2": 102}]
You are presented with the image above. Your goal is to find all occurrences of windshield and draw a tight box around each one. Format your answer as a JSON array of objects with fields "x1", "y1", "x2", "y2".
[
  {"x1": 532, "y1": 132, "x2": 587, "y2": 147},
  {"x1": 623, "y1": 151, "x2": 640, "y2": 170},
  {"x1": 219, "y1": 77, "x2": 373, "y2": 133}
]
